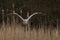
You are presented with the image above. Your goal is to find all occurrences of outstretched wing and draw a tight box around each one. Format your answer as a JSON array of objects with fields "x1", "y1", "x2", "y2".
[
  {"x1": 27, "y1": 12, "x2": 44, "y2": 21},
  {"x1": 13, "y1": 13, "x2": 25, "y2": 21},
  {"x1": 27, "y1": 12, "x2": 39, "y2": 21},
  {"x1": 5, "y1": 13, "x2": 24, "y2": 21}
]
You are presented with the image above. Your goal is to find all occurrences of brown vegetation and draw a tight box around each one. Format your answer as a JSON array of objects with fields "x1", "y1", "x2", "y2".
[{"x1": 0, "y1": 24, "x2": 60, "y2": 40}]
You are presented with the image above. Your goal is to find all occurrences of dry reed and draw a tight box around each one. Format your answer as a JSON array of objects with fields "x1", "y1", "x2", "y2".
[{"x1": 0, "y1": 24, "x2": 59, "y2": 40}]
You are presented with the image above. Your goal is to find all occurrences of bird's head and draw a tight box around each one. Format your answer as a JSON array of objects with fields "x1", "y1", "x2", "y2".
[{"x1": 22, "y1": 19, "x2": 28, "y2": 24}]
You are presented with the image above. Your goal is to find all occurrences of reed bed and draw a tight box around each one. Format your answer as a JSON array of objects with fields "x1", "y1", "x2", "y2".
[{"x1": 0, "y1": 24, "x2": 59, "y2": 40}]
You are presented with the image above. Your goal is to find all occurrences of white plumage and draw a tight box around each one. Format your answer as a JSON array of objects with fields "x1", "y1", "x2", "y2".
[{"x1": 6, "y1": 12, "x2": 45, "y2": 24}]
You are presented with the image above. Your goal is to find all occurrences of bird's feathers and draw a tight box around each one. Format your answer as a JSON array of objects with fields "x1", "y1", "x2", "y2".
[
  {"x1": 27, "y1": 13, "x2": 38, "y2": 21},
  {"x1": 5, "y1": 12, "x2": 46, "y2": 24},
  {"x1": 5, "y1": 13, "x2": 24, "y2": 21},
  {"x1": 13, "y1": 13, "x2": 24, "y2": 21}
]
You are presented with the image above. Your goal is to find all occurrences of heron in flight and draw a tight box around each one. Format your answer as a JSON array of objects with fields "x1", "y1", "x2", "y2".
[{"x1": 6, "y1": 12, "x2": 45, "y2": 24}]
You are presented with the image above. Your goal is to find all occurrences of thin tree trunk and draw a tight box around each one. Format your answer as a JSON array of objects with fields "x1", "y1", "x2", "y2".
[
  {"x1": 12, "y1": 3, "x2": 15, "y2": 25},
  {"x1": 2, "y1": 9, "x2": 5, "y2": 27},
  {"x1": 6, "y1": 9, "x2": 9, "y2": 26}
]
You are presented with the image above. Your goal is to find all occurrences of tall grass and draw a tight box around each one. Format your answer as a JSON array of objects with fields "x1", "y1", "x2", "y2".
[{"x1": 0, "y1": 24, "x2": 59, "y2": 40}]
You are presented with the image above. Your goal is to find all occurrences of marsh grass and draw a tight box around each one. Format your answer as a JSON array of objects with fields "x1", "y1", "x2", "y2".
[{"x1": 0, "y1": 24, "x2": 59, "y2": 40}]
